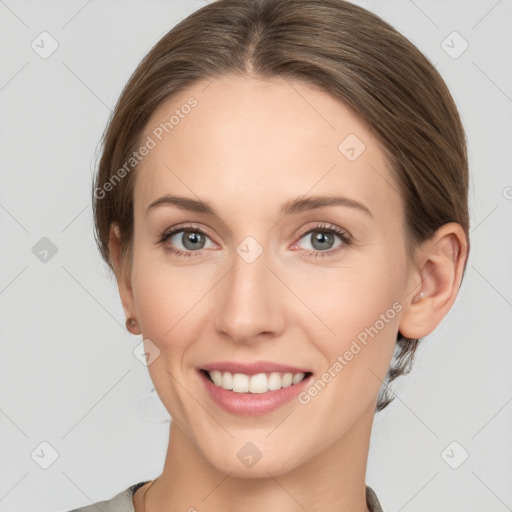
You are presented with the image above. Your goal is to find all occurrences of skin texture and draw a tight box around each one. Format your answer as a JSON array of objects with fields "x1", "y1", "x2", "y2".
[{"x1": 109, "y1": 75, "x2": 468, "y2": 512}]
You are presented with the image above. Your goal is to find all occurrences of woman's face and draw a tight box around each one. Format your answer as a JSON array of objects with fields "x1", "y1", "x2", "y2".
[{"x1": 121, "y1": 75, "x2": 413, "y2": 476}]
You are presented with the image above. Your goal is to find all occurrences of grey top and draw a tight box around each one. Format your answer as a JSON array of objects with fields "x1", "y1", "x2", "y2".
[{"x1": 68, "y1": 481, "x2": 384, "y2": 512}]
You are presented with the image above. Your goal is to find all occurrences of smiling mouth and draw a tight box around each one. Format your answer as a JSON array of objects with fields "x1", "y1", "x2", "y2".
[{"x1": 200, "y1": 369, "x2": 313, "y2": 394}]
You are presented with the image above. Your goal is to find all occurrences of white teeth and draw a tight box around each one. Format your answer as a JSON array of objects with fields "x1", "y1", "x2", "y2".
[
  {"x1": 292, "y1": 373, "x2": 304, "y2": 384},
  {"x1": 232, "y1": 373, "x2": 249, "y2": 393},
  {"x1": 211, "y1": 370, "x2": 223, "y2": 386},
  {"x1": 282, "y1": 373, "x2": 293, "y2": 388},
  {"x1": 222, "y1": 371, "x2": 233, "y2": 390},
  {"x1": 249, "y1": 373, "x2": 268, "y2": 394},
  {"x1": 207, "y1": 370, "x2": 307, "y2": 393},
  {"x1": 268, "y1": 372, "x2": 282, "y2": 390}
]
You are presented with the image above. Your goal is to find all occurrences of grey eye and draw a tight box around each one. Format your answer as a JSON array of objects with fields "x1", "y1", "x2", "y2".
[
  {"x1": 170, "y1": 230, "x2": 212, "y2": 251},
  {"x1": 298, "y1": 230, "x2": 343, "y2": 251}
]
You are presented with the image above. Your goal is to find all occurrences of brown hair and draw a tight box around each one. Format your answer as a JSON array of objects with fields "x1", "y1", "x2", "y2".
[{"x1": 92, "y1": 0, "x2": 470, "y2": 411}]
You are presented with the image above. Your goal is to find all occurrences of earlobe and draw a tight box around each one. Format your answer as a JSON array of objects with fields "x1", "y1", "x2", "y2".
[
  {"x1": 399, "y1": 223, "x2": 468, "y2": 340},
  {"x1": 109, "y1": 223, "x2": 140, "y2": 335}
]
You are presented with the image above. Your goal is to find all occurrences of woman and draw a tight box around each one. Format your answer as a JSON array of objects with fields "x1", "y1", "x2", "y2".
[{"x1": 70, "y1": 0, "x2": 469, "y2": 510}]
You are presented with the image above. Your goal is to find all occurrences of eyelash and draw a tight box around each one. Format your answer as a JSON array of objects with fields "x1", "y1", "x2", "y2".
[{"x1": 158, "y1": 223, "x2": 352, "y2": 259}]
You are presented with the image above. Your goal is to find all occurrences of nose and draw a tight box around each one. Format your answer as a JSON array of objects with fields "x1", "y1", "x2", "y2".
[{"x1": 213, "y1": 246, "x2": 286, "y2": 345}]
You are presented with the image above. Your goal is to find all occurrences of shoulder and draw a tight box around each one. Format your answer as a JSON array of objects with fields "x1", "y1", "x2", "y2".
[
  {"x1": 66, "y1": 481, "x2": 151, "y2": 512},
  {"x1": 366, "y1": 484, "x2": 384, "y2": 512},
  {"x1": 67, "y1": 481, "x2": 380, "y2": 512}
]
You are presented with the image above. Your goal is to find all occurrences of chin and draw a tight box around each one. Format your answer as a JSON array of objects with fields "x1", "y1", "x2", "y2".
[{"x1": 202, "y1": 440, "x2": 305, "y2": 478}]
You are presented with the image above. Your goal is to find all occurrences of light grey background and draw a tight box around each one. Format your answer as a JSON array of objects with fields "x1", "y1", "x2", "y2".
[{"x1": 0, "y1": 1, "x2": 511, "y2": 511}]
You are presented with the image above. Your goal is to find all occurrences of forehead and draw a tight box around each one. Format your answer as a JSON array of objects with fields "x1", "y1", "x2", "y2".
[{"x1": 134, "y1": 74, "x2": 402, "y2": 223}]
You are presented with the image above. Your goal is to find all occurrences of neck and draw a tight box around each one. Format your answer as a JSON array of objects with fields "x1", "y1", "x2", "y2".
[{"x1": 143, "y1": 406, "x2": 374, "y2": 512}]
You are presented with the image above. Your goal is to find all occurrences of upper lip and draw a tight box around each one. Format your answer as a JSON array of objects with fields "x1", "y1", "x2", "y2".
[{"x1": 200, "y1": 361, "x2": 312, "y2": 375}]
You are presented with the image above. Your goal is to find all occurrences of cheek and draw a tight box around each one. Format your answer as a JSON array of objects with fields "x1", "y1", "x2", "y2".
[
  {"x1": 133, "y1": 272, "x2": 194, "y2": 343},
  {"x1": 294, "y1": 255, "x2": 403, "y2": 377},
  {"x1": 294, "y1": 274, "x2": 402, "y2": 428},
  {"x1": 131, "y1": 226, "x2": 405, "y2": 359},
  {"x1": 130, "y1": 260, "x2": 209, "y2": 420},
  {"x1": 297, "y1": 262, "x2": 400, "y2": 332},
  {"x1": 130, "y1": 248, "x2": 218, "y2": 363}
]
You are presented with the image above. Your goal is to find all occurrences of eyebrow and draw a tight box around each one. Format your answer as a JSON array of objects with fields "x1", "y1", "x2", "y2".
[{"x1": 145, "y1": 194, "x2": 373, "y2": 218}]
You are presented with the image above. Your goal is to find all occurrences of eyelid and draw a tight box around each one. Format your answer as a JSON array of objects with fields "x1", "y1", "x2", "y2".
[
  {"x1": 161, "y1": 222, "x2": 216, "y2": 240},
  {"x1": 159, "y1": 221, "x2": 351, "y2": 258},
  {"x1": 294, "y1": 222, "x2": 351, "y2": 241},
  {"x1": 161, "y1": 222, "x2": 350, "y2": 244},
  {"x1": 290, "y1": 224, "x2": 351, "y2": 259}
]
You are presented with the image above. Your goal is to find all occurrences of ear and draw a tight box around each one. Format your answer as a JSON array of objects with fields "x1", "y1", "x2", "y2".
[
  {"x1": 109, "y1": 223, "x2": 140, "y2": 335},
  {"x1": 399, "y1": 222, "x2": 468, "y2": 339}
]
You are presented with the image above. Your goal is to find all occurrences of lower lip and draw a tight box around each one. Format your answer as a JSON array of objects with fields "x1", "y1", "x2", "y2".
[{"x1": 199, "y1": 370, "x2": 312, "y2": 416}]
